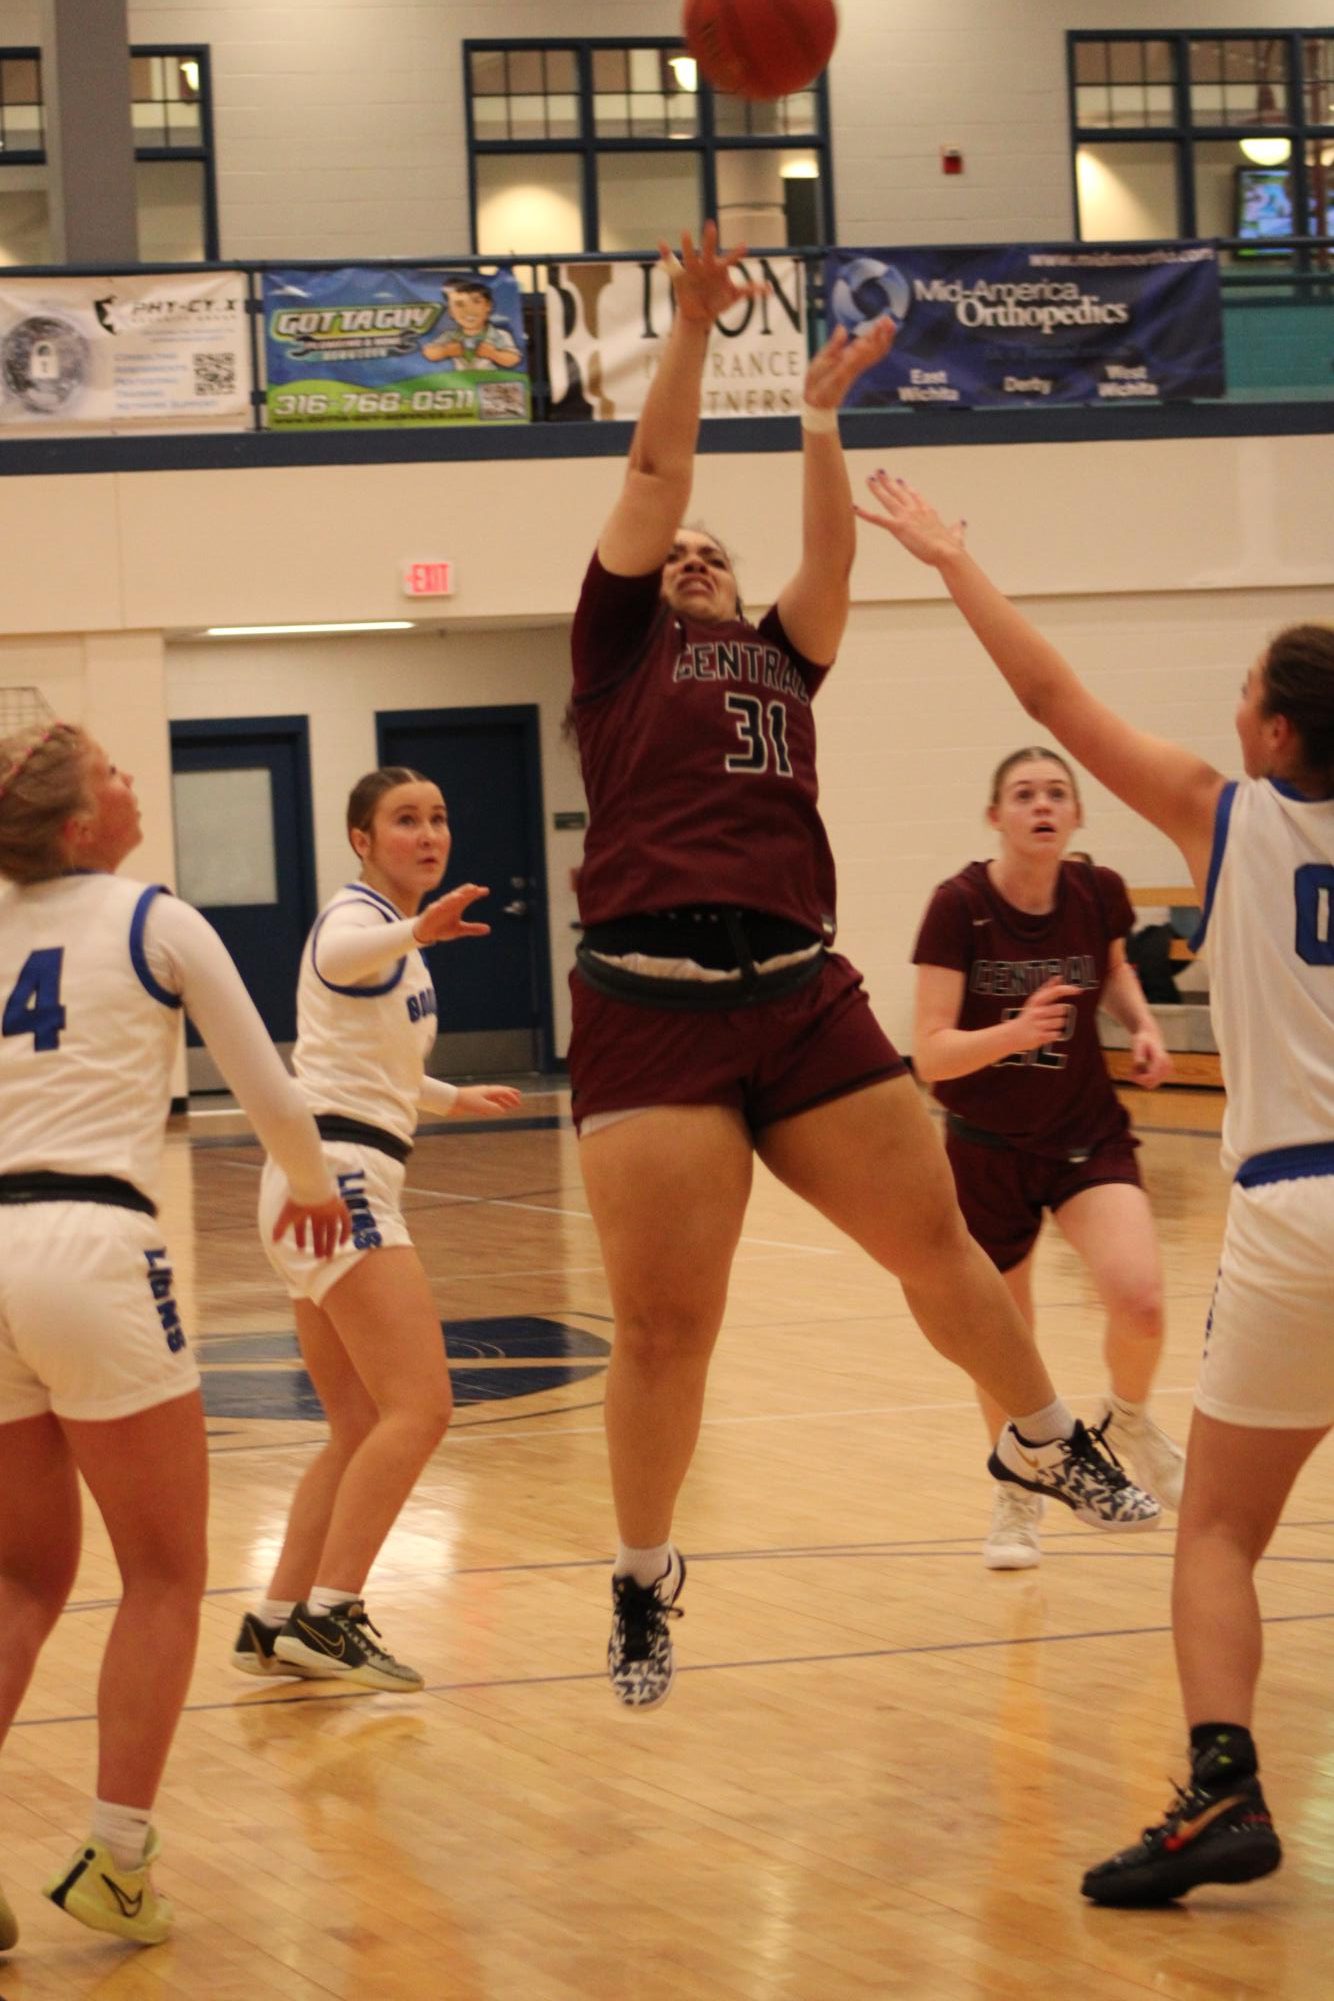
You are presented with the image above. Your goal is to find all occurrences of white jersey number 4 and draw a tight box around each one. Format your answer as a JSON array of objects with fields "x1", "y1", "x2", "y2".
[{"x1": 2, "y1": 947, "x2": 66, "y2": 1051}]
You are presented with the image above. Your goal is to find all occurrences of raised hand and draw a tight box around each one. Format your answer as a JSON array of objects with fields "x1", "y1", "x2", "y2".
[
  {"x1": 414, "y1": 883, "x2": 490, "y2": 946},
  {"x1": 802, "y1": 316, "x2": 895, "y2": 411},
  {"x1": 1008, "y1": 979, "x2": 1081, "y2": 1054},
  {"x1": 854, "y1": 471, "x2": 967, "y2": 567},
  {"x1": 273, "y1": 1192, "x2": 353, "y2": 1259},
  {"x1": 660, "y1": 222, "x2": 770, "y2": 326}
]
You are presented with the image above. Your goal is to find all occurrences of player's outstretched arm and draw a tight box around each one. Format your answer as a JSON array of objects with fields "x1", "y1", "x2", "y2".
[
  {"x1": 150, "y1": 898, "x2": 351, "y2": 1255},
  {"x1": 598, "y1": 223, "x2": 768, "y2": 578},
  {"x1": 856, "y1": 474, "x2": 1226, "y2": 886},
  {"x1": 776, "y1": 318, "x2": 894, "y2": 665}
]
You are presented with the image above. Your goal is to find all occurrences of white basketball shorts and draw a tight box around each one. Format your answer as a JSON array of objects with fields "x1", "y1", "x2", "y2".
[
  {"x1": 1195, "y1": 1174, "x2": 1334, "y2": 1430},
  {"x1": 259, "y1": 1141, "x2": 413, "y2": 1309},
  {"x1": 0, "y1": 1202, "x2": 199, "y2": 1425}
]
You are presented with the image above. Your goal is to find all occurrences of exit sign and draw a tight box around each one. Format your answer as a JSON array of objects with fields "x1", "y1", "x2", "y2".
[{"x1": 403, "y1": 560, "x2": 453, "y2": 597}]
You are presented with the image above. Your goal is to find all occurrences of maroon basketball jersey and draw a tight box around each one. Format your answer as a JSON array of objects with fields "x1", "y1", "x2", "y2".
[
  {"x1": 571, "y1": 553, "x2": 838, "y2": 935},
  {"x1": 912, "y1": 859, "x2": 1135, "y2": 1154}
]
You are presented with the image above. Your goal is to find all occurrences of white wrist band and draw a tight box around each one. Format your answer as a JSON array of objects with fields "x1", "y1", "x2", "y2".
[{"x1": 800, "y1": 401, "x2": 839, "y2": 434}]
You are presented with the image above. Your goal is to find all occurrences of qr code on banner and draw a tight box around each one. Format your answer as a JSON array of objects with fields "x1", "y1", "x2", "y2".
[
  {"x1": 477, "y1": 380, "x2": 526, "y2": 420},
  {"x1": 193, "y1": 351, "x2": 236, "y2": 397}
]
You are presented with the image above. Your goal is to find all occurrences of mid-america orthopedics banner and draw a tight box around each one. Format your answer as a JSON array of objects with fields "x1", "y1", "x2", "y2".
[
  {"x1": 263, "y1": 267, "x2": 531, "y2": 427},
  {"x1": 0, "y1": 273, "x2": 251, "y2": 432},
  {"x1": 544, "y1": 257, "x2": 808, "y2": 419},
  {"x1": 825, "y1": 243, "x2": 1224, "y2": 408}
]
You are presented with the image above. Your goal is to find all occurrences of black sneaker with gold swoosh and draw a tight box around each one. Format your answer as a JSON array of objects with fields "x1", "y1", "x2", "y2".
[
  {"x1": 273, "y1": 1599, "x2": 424, "y2": 1690},
  {"x1": 1082, "y1": 1765, "x2": 1281, "y2": 1905}
]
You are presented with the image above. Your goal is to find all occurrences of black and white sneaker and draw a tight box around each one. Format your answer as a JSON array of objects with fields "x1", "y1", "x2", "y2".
[
  {"x1": 989, "y1": 1417, "x2": 1160, "y2": 1529},
  {"x1": 273, "y1": 1600, "x2": 424, "y2": 1691},
  {"x1": 1082, "y1": 1764, "x2": 1281, "y2": 1906},
  {"x1": 231, "y1": 1611, "x2": 294, "y2": 1677},
  {"x1": 608, "y1": 1550, "x2": 686, "y2": 1709}
]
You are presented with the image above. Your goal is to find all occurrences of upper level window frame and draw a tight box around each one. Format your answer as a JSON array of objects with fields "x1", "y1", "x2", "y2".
[
  {"x1": 463, "y1": 34, "x2": 835, "y2": 253},
  {"x1": 1067, "y1": 27, "x2": 1333, "y2": 259},
  {"x1": 0, "y1": 42, "x2": 219, "y2": 261}
]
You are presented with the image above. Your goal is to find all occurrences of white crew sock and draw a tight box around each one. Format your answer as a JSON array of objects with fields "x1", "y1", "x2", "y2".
[
  {"x1": 257, "y1": 1597, "x2": 296, "y2": 1628},
  {"x1": 91, "y1": 1799, "x2": 152, "y2": 1873},
  {"x1": 1011, "y1": 1397, "x2": 1075, "y2": 1444},
  {"x1": 1107, "y1": 1392, "x2": 1147, "y2": 1424},
  {"x1": 614, "y1": 1540, "x2": 673, "y2": 1589},
  {"x1": 308, "y1": 1585, "x2": 357, "y2": 1615}
]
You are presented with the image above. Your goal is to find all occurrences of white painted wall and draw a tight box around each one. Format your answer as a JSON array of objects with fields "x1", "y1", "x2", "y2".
[
  {"x1": 2, "y1": 428, "x2": 1330, "y2": 1060},
  {"x1": 164, "y1": 623, "x2": 587, "y2": 1054},
  {"x1": 3, "y1": 0, "x2": 1332, "y2": 258}
]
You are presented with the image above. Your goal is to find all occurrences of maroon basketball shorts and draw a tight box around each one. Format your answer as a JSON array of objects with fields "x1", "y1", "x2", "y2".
[
  {"x1": 944, "y1": 1119, "x2": 1143, "y2": 1272},
  {"x1": 568, "y1": 950, "x2": 905, "y2": 1134}
]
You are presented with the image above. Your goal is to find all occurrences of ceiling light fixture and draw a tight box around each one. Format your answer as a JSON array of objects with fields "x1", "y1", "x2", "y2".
[{"x1": 203, "y1": 620, "x2": 416, "y2": 638}]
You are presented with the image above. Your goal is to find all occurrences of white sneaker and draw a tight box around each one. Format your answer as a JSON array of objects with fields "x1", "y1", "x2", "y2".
[
  {"x1": 1096, "y1": 1402, "x2": 1185, "y2": 1511},
  {"x1": 984, "y1": 1484, "x2": 1044, "y2": 1569},
  {"x1": 990, "y1": 1418, "x2": 1160, "y2": 1530}
]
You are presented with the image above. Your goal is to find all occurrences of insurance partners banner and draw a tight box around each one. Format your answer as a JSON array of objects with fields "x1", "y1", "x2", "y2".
[
  {"x1": 0, "y1": 273, "x2": 250, "y2": 432},
  {"x1": 826, "y1": 243, "x2": 1224, "y2": 408},
  {"x1": 545, "y1": 257, "x2": 807, "y2": 419},
  {"x1": 263, "y1": 267, "x2": 530, "y2": 427}
]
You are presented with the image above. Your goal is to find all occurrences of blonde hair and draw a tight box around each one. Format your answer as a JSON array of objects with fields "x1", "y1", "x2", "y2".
[{"x1": 0, "y1": 722, "x2": 92, "y2": 884}]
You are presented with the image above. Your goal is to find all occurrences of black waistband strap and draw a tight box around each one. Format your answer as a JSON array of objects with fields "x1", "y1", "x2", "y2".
[
  {"x1": 945, "y1": 1113, "x2": 1016, "y2": 1152},
  {"x1": 314, "y1": 1113, "x2": 412, "y2": 1164},
  {"x1": 575, "y1": 940, "x2": 824, "y2": 1013},
  {"x1": 580, "y1": 907, "x2": 822, "y2": 972},
  {"x1": 0, "y1": 1171, "x2": 157, "y2": 1217}
]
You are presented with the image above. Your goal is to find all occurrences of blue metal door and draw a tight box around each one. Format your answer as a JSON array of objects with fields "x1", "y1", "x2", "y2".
[
  {"x1": 377, "y1": 705, "x2": 552, "y2": 1073},
  {"x1": 169, "y1": 717, "x2": 317, "y2": 1090}
]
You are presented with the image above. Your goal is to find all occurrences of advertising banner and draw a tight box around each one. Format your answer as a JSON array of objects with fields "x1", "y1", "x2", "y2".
[
  {"x1": 263, "y1": 267, "x2": 531, "y2": 427},
  {"x1": 0, "y1": 272, "x2": 251, "y2": 432},
  {"x1": 545, "y1": 257, "x2": 808, "y2": 419},
  {"x1": 825, "y1": 243, "x2": 1224, "y2": 408}
]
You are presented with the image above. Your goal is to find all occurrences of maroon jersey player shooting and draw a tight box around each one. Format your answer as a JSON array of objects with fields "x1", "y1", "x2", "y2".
[
  {"x1": 570, "y1": 224, "x2": 1158, "y2": 1713},
  {"x1": 912, "y1": 748, "x2": 1183, "y2": 1572}
]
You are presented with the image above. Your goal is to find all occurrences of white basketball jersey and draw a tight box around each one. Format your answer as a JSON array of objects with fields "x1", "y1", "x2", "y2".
[
  {"x1": 292, "y1": 884, "x2": 438, "y2": 1143},
  {"x1": 1196, "y1": 778, "x2": 1334, "y2": 1174},
  {"x1": 0, "y1": 874, "x2": 181, "y2": 1200}
]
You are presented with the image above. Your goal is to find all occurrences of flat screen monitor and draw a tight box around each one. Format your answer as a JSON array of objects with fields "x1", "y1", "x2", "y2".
[{"x1": 1234, "y1": 164, "x2": 1334, "y2": 255}]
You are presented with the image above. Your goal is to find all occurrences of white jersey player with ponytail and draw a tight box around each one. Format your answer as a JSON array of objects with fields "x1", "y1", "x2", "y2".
[
  {"x1": 236, "y1": 765, "x2": 520, "y2": 1695},
  {"x1": 0, "y1": 721, "x2": 348, "y2": 1953},
  {"x1": 860, "y1": 468, "x2": 1334, "y2": 1909}
]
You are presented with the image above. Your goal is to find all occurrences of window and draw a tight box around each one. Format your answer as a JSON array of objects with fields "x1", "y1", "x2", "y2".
[
  {"x1": 1070, "y1": 30, "x2": 1334, "y2": 264},
  {"x1": 0, "y1": 45, "x2": 217, "y2": 265},
  {"x1": 465, "y1": 37, "x2": 833, "y2": 257}
]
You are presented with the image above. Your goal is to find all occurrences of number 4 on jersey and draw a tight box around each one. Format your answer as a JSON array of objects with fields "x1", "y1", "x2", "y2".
[{"x1": 3, "y1": 947, "x2": 66, "y2": 1051}]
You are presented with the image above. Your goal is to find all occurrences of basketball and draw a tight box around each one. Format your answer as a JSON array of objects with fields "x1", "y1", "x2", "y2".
[{"x1": 682, "y1": 0, "x2": 838, "y2": 101}]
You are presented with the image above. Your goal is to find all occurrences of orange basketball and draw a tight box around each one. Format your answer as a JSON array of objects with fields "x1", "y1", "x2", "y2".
[{"x1": 683, "y1": 0, "x2": 838, "y2": 101}]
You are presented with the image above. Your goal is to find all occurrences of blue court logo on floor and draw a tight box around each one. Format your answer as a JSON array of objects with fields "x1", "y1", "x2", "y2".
[{"x1": 200, "y1": 1316, "x2": 609, "y2": 1421}]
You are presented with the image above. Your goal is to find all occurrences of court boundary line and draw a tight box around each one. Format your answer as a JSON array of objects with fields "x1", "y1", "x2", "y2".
[{"x1": 16, "y1": 1604, "x2": 1334, "y2": 1728}]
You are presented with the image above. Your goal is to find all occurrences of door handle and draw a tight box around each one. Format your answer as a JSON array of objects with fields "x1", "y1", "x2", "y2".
[{"x1": 502, "y1": 900, "x2": 529, "y2": 917}]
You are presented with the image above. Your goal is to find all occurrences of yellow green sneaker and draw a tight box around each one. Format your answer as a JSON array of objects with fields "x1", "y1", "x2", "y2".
[
  {"x1": 43, "y1": 1829, "x2": 171, "y2": 1946},
  {"x1": 0, "y1": 1878, "x2": 17, "y2": 1950}
]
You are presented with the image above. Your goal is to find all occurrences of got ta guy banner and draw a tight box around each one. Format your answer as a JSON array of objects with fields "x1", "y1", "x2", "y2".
[
  {"x1": 825, "y1": 243, "x2": 1224, "y2": 407},
  {"x1": 263, "y1": 267, "x2": 531, "y2": 427}
]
